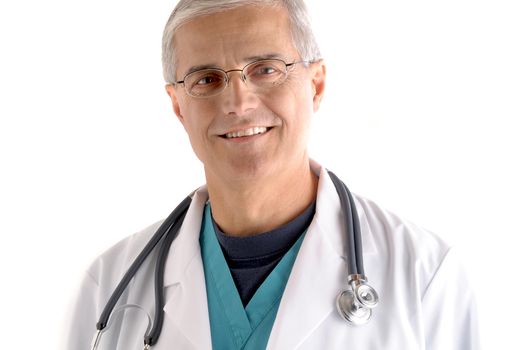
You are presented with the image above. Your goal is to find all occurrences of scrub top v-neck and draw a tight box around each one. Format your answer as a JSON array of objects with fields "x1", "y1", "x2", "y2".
[{"x1": 199, "y1": 204, "x2": 306, "y2": 349}]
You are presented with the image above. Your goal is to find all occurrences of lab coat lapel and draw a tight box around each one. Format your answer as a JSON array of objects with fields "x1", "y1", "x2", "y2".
[
  {"x1": 157, "y1": 187, "x2": 213, "y2": 350},
  {"x1": 266, "y1": 217, "x2": 345, "y2": 349},
  {"x1": 267, "y1": 163, "x2": 376, "y2": 349}
]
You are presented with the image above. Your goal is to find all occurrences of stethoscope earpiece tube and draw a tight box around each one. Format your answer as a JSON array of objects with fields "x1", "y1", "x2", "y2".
[
  {"x1": 342, "y1": 182, "x2": 364, "y2": 275},
  {"x1": 95, "y1": 195, "x2": 192, "y2": 334},
  {"x1": 327, "y1": 171, "x2": 359, "y2": 275}
]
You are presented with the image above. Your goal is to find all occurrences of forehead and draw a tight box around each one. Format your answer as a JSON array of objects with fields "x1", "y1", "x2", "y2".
[{"x1": 173, "y1": 5, "x2": 298, "y2": 74}]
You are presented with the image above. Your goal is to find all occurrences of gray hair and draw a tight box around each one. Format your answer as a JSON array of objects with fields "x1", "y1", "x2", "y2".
[{"x1": 161, "y1": 0, "x2": 321, "y2": 83}]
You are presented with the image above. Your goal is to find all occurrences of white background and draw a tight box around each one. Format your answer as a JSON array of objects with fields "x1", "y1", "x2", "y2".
[{"x1": 0, "y1": 0, "x2": 525, "y2": 348}]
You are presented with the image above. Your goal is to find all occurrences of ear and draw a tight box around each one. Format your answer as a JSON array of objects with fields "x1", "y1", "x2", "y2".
[
  {"x1": 310, "y1": 60, "x2": 326, "y2": 112},
  {"x1": 165, "y1": 84, "x2": 185, "y2": 123}
]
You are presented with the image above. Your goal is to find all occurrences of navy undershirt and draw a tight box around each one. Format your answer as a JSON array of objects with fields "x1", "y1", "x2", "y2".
[{"x1": 211, "y1": 201, "x2": 316, "y2": 307}]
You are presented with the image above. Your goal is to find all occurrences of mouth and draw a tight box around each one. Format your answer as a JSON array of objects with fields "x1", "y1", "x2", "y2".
[{"x1": 220, "y1": 126, "x2": 273, "y2": 139}]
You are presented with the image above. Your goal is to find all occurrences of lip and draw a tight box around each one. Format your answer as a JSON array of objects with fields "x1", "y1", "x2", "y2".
[
  {"x1": 218, "y1": 126, "x2": 274, "y2": 138},
  {"x1": 218, "y1": 126, "x2": 274, "y2": 143}
]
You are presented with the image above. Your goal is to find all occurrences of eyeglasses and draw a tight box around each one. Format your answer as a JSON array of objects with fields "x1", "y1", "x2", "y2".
[{"x1": 174, "y1": 59, "x2": 308, "y2": 98}]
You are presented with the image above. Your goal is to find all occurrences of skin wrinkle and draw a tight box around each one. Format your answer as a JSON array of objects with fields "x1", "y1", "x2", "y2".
[{"x1": 166, "y1": 5, "x2": 326, "y2": 237}]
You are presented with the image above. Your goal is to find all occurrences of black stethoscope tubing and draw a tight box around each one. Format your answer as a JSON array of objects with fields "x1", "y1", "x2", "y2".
[
  {"x1": 327, "y1": 171, "x2": 364, "y2": 276},
  {"x1": 95, "y1": 195, "x2": 191, "y2": 346},
  {"x1": 94, "y1": 171, "x2": 372, "y2": 348}
]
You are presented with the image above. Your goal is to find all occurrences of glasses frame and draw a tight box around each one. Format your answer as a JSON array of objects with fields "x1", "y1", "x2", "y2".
[{"x1": 173, "y1": 58, "x2": 309, "y2": 98}]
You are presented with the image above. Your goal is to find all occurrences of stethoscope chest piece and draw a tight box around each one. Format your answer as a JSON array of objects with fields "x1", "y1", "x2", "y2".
[{"x1": 336, "y1": 275, "x2": 379, "y2": 326}]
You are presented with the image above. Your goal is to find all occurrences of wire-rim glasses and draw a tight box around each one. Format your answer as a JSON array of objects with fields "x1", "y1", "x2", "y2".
[{"x1": 174, "y1": 59, "x2": 308, "y2": 98}]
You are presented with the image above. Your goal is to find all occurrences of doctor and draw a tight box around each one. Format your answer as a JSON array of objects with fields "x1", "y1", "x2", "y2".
[{"x1": 66, "y1": 0, "x2": 479, "y2": 349}]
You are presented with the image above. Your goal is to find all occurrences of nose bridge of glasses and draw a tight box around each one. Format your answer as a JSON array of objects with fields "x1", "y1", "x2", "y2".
[
  {"x1": 224, "y1": 68, "x2": 247, "y2": 84},
  {"x1": 221, "y1": 67, "x2": 259, "y2": 113}
]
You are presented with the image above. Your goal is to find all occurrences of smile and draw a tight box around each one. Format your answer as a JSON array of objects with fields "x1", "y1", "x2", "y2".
[{"x1": 223, "y1": 126, "x2": 270, "y2": 139}]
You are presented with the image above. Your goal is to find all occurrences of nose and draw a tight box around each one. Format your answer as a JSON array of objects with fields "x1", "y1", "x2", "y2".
[{"x1": 220, "y1": 70, "x2": 259, "y2": 116}]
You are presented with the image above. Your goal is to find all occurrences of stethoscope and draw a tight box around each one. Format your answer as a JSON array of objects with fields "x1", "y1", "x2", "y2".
[{"x1": 91, "y1": 171, "x2": 379, "y2": 350}]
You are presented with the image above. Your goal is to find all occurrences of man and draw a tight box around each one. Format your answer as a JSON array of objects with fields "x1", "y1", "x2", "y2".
[{"x1": 66, "y1": 1, "x2": 479, "y2": 349}]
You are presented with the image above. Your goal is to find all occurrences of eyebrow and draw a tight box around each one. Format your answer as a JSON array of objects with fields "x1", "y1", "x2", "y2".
[
  {"x1": 244, "y1": 53, "x2": 285, "y2": 62},
  {"x1": 181, "y1": 53, "x2": 288, "y2": 78}
]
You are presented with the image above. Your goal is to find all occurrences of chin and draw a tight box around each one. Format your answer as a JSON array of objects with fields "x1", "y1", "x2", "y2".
[{"x1": 211, "y1": 154, "x2": 278, "y2": 183}]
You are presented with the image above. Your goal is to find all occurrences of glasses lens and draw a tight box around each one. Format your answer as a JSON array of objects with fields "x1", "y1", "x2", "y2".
[
  {"x1": 92, "y1": 304, "x2": 152, "y2": 350},
  {"x1": 185, "y1": 69, "x2": 226, "y2": 97},
  {"x1": 244, "y1": 59, "x2": 287, "y2": 87}
]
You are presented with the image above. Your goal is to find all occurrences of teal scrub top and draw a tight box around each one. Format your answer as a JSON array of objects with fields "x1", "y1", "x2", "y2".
[{"x1": 199, "y1": 204, "x2": 306, "y2": 350}]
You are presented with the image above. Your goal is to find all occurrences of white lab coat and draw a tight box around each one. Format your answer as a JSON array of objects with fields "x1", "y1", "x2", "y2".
[{"x1": 65, "y1": 161, "x2": 479, "y2": 349}]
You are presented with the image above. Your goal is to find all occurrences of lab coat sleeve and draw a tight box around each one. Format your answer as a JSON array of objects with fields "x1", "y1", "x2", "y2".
[
  {"x1": 421, "y1": 247, "x2": 480, "y2": 350},
  {"x1": 63, "y1": 270, "x2": 100, "y2": 350}
]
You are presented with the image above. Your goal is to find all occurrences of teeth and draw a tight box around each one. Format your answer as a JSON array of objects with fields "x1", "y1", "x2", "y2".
[{"x1": 225, "y1": 127, "x2": 268, "y2": 139}]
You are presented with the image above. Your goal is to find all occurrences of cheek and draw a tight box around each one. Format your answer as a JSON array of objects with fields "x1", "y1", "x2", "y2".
[
  {"x1": 179, "y1": 103, "x2": 219, "y2": 161},
  {"x1": 288, "y1": 84, "x2": 315, "y2": 145},
  {"x1": 261, "y1": 91, "x2": 313, "y2": 154},
  {"x1": 178, "y1": 100, "x2": 206, "y2": 135},
  {"x1": 280, "y1": 82, "x2": 314, "y2": 128},
  {"x1": 266, "y1": 79, "x2": 312, "y2": 118}
]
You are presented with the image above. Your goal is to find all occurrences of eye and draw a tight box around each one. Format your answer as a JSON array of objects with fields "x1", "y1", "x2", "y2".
[
  {"x1": 248, "y1": 63, "x2": 281, "y2": 77},
  {"x1": 187, "y1": 70, "x2": 224, "y2": 88},
  {"x1": 245, "y1": 60, "x2": 286, "y2": 85},
  {"x1": 185, "y1": 70, "x2": 226, "y2": 97},
  {"x1": 255, "y1": 66, "x2": 277, "y2": 75},
  {"x1": 195, "y1": 73, "x2": 223, "y2": 86}
]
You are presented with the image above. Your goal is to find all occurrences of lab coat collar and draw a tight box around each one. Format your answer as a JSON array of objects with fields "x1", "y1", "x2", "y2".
[
  {"x1": 163, "y1": 185, "x2": 208, "y2": 288},
  {"x1": 162, "y1": 186, "x2": 212, "y2": 349},
  {"x1": 309, "y1": 159, "x2": 376, "y2": 257}
]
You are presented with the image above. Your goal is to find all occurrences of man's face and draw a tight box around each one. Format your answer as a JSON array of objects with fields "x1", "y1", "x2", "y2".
[{"x1": 166, "y1": 5, "x2": 325, "y2": 184}]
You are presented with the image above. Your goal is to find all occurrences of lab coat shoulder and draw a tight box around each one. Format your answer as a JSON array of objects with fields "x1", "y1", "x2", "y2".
[
  {"x1": 356, "y1": 194, "x2": 480, "y2": 349},
  {"x1": 65, "y1": 187, "x2": 211, "y2": 350},
  {"x1": 357, "y1": 194, "x2": 452, "y2": 293},
  {"x1": 64, "y1": 220, "x2": 164, "y2": 350},
  {"x1": 87, "y1": 220, "x2": 164, "y2": 291}
]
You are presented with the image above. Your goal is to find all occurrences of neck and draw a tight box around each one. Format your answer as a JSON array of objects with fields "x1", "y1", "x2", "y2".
[{"x1": 205, "y1": 159, "x2": 318, "y2": 237}]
